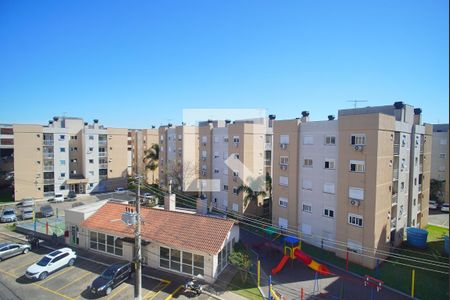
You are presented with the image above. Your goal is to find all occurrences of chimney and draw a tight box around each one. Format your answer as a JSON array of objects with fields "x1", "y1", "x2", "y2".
[
  {"x1": 93, "y1": 119, "x2": 99, "y2": 129},
  {"x1": 393, "y1": 101, "x2": 405, "y2": 122},
  {"x1": 225, "y1": 120, "x2": 231, "y2": 126},
  {"x1": 413, "y1": 108, "x2": 422, "y2": 125},
  {"x1": 328, "y1": 115, "x2": 335, "y2": 121},
  {"x1": 301, "y1": 111, "x2": 310, "y2": 123}
]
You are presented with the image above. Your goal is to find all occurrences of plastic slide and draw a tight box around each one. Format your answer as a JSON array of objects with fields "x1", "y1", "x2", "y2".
[
  {"x1": 271, "y1": 255, "x2": 289, "y2": 275},
  {"x1": 293, "y1": 249, "x2": 332, "y2": 276}
]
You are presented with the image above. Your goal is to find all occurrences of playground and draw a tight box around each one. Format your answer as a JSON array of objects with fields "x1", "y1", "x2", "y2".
[
  {"x1": 16, "y1": 216, "x2": 66, "y2": 237},
  {"x1": 243, "y1": 227, "x2": 409, "y2": 300}
]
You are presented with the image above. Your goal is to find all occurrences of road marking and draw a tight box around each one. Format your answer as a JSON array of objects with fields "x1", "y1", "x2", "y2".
[
  {"x1": 0, "y1": 267, "x2": 16, "y2": 277},
  {"x1": 105, "y1": 283, "x2": 130, "y2": 300},
  {"x1": 56, "y1": 270, "x2": 91, "y2": 291},
  {"x1": 32, "y1": 282, "x2": 76, "y2": 300},
  {"x1": 37, "y1": 266, "x2": 74, "y2": 285},
  {"x1": 147, "y1": 281, "x2": 171, "y2": 300},
  {"x1": 11, "y1": 259, "x2": 36, "y2": 273},
  {"x1": 165, "y1": 285, "x2": 183, "y2": 300}
]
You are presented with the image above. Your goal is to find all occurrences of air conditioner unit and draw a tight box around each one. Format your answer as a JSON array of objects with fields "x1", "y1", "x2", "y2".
[
  {"x1": 350, "y1": 199, "x2": 360, "y2": 206},
  {"x1": 280, "y1": 143, "x2": 287, "y2": 149},
  {"x1": 353, "y1": 145, "x2": 364, "y2": 151}
]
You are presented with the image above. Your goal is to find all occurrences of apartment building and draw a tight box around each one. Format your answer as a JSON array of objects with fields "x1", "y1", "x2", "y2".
[
  {"x1": 0, "y1": 124, "x2": 14, "y2": 172},
  {"x1": 430, "y1": 124, "x2": 449, "y2": 203},
  {"x1": 271, "y1": 102, "x2": 432, "y2": 269},
  {"x1": 128, "y1": 128, "x2": 159, "y2": 184},
  {"x1": 13, "y1": 117, "x2": 129, "y2": 201}
]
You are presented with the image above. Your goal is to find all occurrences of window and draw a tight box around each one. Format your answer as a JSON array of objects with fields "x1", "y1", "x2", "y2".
[
  {"x1": 324, "y1": 159, "x2": 335, "y2": 170},
  {"x1": 324, "y1": 208, "x2": 335, "y2": 218},
  {"x1": 89, "y1": 231, "x2": 123, "y2": 256},
  {"x1": 232, "y1": 187, "x2": 238, "y2": 195},
  {"x1": 60, "y1": 173, "x2": 65, "y2": 178},
  {"x1": 89, "y1": 159, "x2": 94, "y2": 164},
  {"x1": 304, "y1": 159, "x2": 313, "y2": 167},
  {"x1": 201, "y1": 136, "x2": 207, "y2": 143},
  {"x1": 71, "y1": 159, "x2": 77, "y2": 163},
  {"x1": 303, "y1": 136, "x2": 314, "y2": 145},
  {"x1": 89, "y1": 135, "x2": 94, "y2": 140},
  {"x1": 60, "y1": 185, "x2": 66, "y2": 190},
  {"x1": 59, "y1": 135, "x2": 65, "y2": 140},
  {"x1": 214, "y1": 152, "x2": 219, "y2": 158},
  {"x1": 178, "y1": 135, "x2": 182, "y2": 141},
  {"x1": 214, "y1": 169, "x2": 219, "y2": 174},
  {"x1": 233, "y1": 136, "x2": 240, "y2": 143},
  {"x1": 70, "y1": 147, "x2": 78, "y2": 152},
  {"x1": 440, "y1": 139, "x2": 447, "y2": 145},
  {"x1": 348, "y1": 213, "x2": 363, "y2": 227},
  {"x1": 401, "y1": 134, "x2": 407, "y2": 147},
  {"x1": 89, "y1": 147, "x2": 94, "y2": 152},
  {"x1": 233, "y1": 153, "x2": 240, "y2": 160},
  {"x1": 302, "y1": 203, "x2": 312, "y2": 213},
  {"x1": 350, "y1": 134, "x2": 366, "y2": 145},
  {"x1": 279, "y1": 197, "x2": 288, "y2": 208},
  {"x1": 301, "y1": 223, "x2": 311, "y2": 235},
  {"x1": 323, "y1": 183, "x2": 335, "y2": 194},
  {"x1": 280, "y1": 135, "x2": 289, "y2": 145},
  {"x1": 350, "y1": 160, "x2": 365, "y2": 172},
  {"x1": 349, "y1": 187, "x2": 364, "y2": 200},
  {"x1": 278, "y1": 217, "x2": 288, "y2": 229},
  {"x1": 279, "y1": 176, "x2": 288, "y2": 186},
  {"x1": 223, "y1": 185, "x2": 228, "y2": 191},
  {"x1": 223, "y1": 137, "x2": 228, "y2": 143},
  {"x1": 302, "y1": 179, "x2": 312, "y2": 190},
  {"x1": 71, "y1": 135, "x2": 77, "y2": 140},
  {"x1": 60, "y1": 147, "x2": 66, "y2": 152},
  {"x1": 440, "y1": 153, "x2": 446, "y2": 159},
  {"x1": 280, "y1": 156, "x2": 288, "y2": 166},
  {"x1": 89, "y1": 171, "x2": 94, "y2": 176},
  {"x1": 60, "y1": 160, "x2": 66, "y2": 165},
  {"x1": 232, "y1": 203, "x2": 239, "y2": 212},
  {"x1": 325, "y1": 136, "x2": 336, "y2": 145},
  {"x1": 170, "y1": 249, "x2": 181, "y2": 271}
]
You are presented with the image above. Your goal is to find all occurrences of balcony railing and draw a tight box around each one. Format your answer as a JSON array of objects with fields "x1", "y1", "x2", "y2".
[
  {"x1": 418, "y1": 184, "x2": 422, "y2": 192},
  {"x1": 264, "y1": 143, "x2": 272, "y2": 151},
  {"x1": 99, "y1": 152, "x2": 107, "y2": 157},
  {"x1": 392, "y1": 169, "x2": 399, "y2": 180},
  {"x1": 43, "y1": 191, "x2": 55, "y2": 197},
  {"x1": 99, "y1": 163, "x2": 108, "y2": 169},
  {"x1": 43, "y1": 152, "x2": 54, "y2": 159},
  {"x1": 419, "y1": 164, "x2": 423, "y2": 173},
  {"x1": 44, "y1": 178, "x2": 54, "y2": 185},
  {"x1": 99, "y1": 139, "x2": 107, "y2": 145},
  {"x1": 391, "y1": 193, "x2": 398, "y2": 205},
  {"x1": 43, "y1": 165, "x2": 54, "y2": 171},
  {"x1": 264, "y1": 159, "x2": 271, "y2": 166},
  {"x1": 391, "y1": 219, "x2": 397, "y2": 229},
  {"x1": 43, "y1": 140, "x2": 54, "y2": 146}
]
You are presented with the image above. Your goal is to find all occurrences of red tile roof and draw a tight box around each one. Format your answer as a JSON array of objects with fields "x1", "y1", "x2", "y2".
[{"x1": 80, "y1": 202, "x2": 236, "y2": 254}]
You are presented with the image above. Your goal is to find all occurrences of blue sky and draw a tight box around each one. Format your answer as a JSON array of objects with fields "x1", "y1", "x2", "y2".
[{"x1": 0, "y1": 0, "x2": 448, "y2": 128}]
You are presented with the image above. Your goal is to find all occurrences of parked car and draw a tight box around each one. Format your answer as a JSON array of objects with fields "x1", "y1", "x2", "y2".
[
  {"x1": 21, "y1": 207, "x2": 34, "y2": 220},
  {"x1": 16, "y1": 198, "x2": 34, "y2": 208},
  {"x1": 114, "y1": 187, "x2": 126, "y2": 194},
  {"x1": 441, "y1": 203, "x2": 449, "y2": 213},
  {"x1": 1, "y1": 208, "x2": 17, "y2": 223},
  {"x1": 66, "y1": 191, "x2": 77, "y2": 201},
  {"x1": 429, "y1": 200, "x2": 439, "y2": 210},
  {"x1": 88, "y1": 262, "x2": 134, "y2": 296},
  {"x1": 53, "y1": 194, "x2": 64, "y2": 203},
  {"x1": 40, "y1": 205, "x2": 54, "y2": 217},
  {"x1": 25, "y1": 248, "x2": 77, "y2": 280},
  {"x1": 0, "y1": 242, "x2": 31, "y2": 261}
]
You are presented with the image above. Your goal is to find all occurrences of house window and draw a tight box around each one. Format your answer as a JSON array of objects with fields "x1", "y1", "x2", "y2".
[
  {"x1": 302, "y1": 203, "x2": 312, "y2": 213},
  {"x1": 60, "y1": 147, "x2": 66, "y2": 152},
  {"x1": 303, "y1": 136, "x2": 314, "y2": 145},
  {"x1": 401, "y1": 134, "x2": 407, "y2": 147},
  {"x1": 60, "y1": 185, "x2": 66, "y2": 190},
  {"x1": 233, "y1": 153, "x2": 240, "y2": 160},
  {"x1": 214, "y1": 152, "x2": 219, "y2": 158},
  {"x1": 348, "y1": 213, "x2": 363, "y2": 227},
  {"x1": 223, "y1": 137, "x2": 228, "y2": 143},
  {"x1": 89, "y1": 231, "x2": 123, "y2": 256},
  {"x1": 89, "y1": 135, "x2": 94, "y2": 140},
  {"x1": 279, "y1": 176, "x2": 288, "y2": 186},
  {"x1": 89, "y1": 171, "x2": 94, "y2": 176},
  {"x1": 325, "y1": 136, "x2": 336, "y2": 145},
  {"x1": 280, "y1": 156, "x2": 289, "y2": 166},
  {"x1": 440, "y1": 153, "x2": 446, "y2": 159},
  {"x1": 279, "y1": 197, "x2": 288, "y2": 208},
  {"x1": 60, "y1": 173, "x2": 65, "y2": 178},
  {"x1": 60, "y1": 160, "x2": 66, "y2": 165},
  {"x1": 233, "y1": 136, "x2": 240, "y2": 143},
  {"x1": 278, "y1": 217, "x2": 288, "y2": 229},
  {"x1": 89, "y1": 159, "x2": 94, "y2": 164},
  {"x1": 350, "y1": 134, "x2": 366, "y2": 145},
  {"x1": 71, "y1": 135, "x2": 77, "y2": 140},
  {"x1": 232, "y1": 187, "x2": 238, "y2": 195},
  {"x1": 232, "y1": 203, "x2": 239, "y2": 212},
  {"x1": 324, "y1": 159, "x2": 335, "y2": 170},
  {"x1": 304, "y1": 159, "x2": 313, "y2": 167},
  {"x1": 350, "y1": 160, "x2": 365, "y2": 172},
  {"x1": 59, "y1": 135, "x2": 65, "y2": 140},
  {"x1": 214, "y1": 169, "x2": 220, "y2": 174},
  {"x1": 323, "y1": 183, "x2": 335, "y2": 194},
  {"x1": 89, "y1": 147, "x2": 94, "y2": 152},
  {"x1": 349, "y1": 187, "x2": 364, "y2": 200},
  {"x1": 324, "y1": 208, "x2": 335, "y2": 218},
  {"x1": 280, "y1": 135, "x2": 289, "y2": 145},
  {"x1": 223, "y1": 185, "x2": 228, "y2": 191},
  {"x1": 302, "y1": 179, "x2": 312, "y2": 190}
]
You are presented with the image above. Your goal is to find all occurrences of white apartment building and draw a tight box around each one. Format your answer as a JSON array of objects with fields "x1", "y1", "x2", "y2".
[{"x1": 430, "y1": 124, "x2": 449, "y2": 203}]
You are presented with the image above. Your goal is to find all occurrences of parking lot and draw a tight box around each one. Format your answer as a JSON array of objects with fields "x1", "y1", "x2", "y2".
[{"x1": 0, "y1": 235, "x2": 172, "y2": 300}]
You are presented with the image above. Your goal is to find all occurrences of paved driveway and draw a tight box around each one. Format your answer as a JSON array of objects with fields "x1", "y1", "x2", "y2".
[{"x1": 428, "y1": 210, "x2": 449, "y2": 228}]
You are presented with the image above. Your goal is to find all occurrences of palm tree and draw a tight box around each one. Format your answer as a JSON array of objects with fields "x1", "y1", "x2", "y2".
[
  {"x1": 237, "y1": 181, "x2": 267, "y2": 209},
  {"x1": 143, "y1": 144, "x2": 160, "y2": 184}
]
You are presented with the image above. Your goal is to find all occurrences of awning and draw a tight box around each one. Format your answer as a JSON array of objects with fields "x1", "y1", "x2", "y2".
[{"x1": 66, "y1": 178, "x2": 89, "y2": 184}]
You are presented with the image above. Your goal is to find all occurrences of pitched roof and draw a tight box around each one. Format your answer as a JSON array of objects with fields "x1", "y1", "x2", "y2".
[{"x1": 80, "y1": 202, "x2": 236, "y2": 254}]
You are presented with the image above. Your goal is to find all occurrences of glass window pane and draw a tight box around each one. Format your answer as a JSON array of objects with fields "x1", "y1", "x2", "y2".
[
  {"x1": 194, "y1": 254, "x2": 204, "y2": 268},
  {"x1": 90, "y1": 231, "x2": 97, "y2": 242},
  {"x1": 160, "y1": 247, "x2": 169, "y2": 260},
  {"x1": 90, "y1": 241, "x2": 97, "y2": 250},
  {"x1": 98, "y1": 243, "x2": 105, "y2": 251},
  {"x1": 182, "y1": 264, "x2": 192, "y2": 274},
  {"x1": 171, "y1": 261, "x2": 180, "y2": 271},
  {"x1": 107, "y1": 235, "x2": 114, "y2": 246},
  {"x1": 182, "y1": 252, "x2": 192, "y2": 265},
  {"x1": 115, "y1": 248, "x2": 123, "y2": 256},
  {"x1": 115, "y1": 238, "x2": 123, "y2": 249},
  {"x1": 107, "y1": 245, "x2": 114, "y2": 254},
  {"x1": 194, "y1": 267, "x2": 204, "y2": 276},
  {"x1": 160, "y1": 259, "x2": 169, "y2": 268},
  {"x1": 98, "y1": 233, "x2": 105, "y2": 244},
  {"x1": 171, "y1": 249, "x2": 181, "y2": 262}
]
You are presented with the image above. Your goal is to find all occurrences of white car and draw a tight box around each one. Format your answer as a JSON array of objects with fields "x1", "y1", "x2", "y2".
[
  {"x1": 54, "y1": 194, "x2": 64, "y2": 203},
  {"x1": 114, "y1": 187, "x2": 126, "y2": 194},
  {"x1": 441, "y1": 204, "x2": 449, "y2": 213},
  {"x1": 25, "y1": 248, "x2": 77, "y2": 280},
  {"x1": 429, "y1": 201, "x2": 438, "y2": 210}
]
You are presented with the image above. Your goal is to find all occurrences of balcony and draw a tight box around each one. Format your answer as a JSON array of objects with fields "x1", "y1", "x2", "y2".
[
  {"x1": 43, "y1": 152, "x2": 54, "y2": 159},
  {"x1": 391, "y1": 219, "x2": 397, "y2": 229},
  {"x1": 99, "y1": 163, "x2": 108, "y2": 169},
  {"x1": 43, "y1": 140, "x2": 54, "y2": 146},
  {"x1": 99, "y1": 139, "x2": 107, "y2": 145},
  {"x1": 391, "y1": 193, "x2": 398, "y2": 205},
  {"x1": 99, "y1": 152, "x2": 107, "y2": 158},
  {"x1": 393, "y1": 144, "x2": 400, "y2": 155},
  {"x1": 418, "y1": 184, "x2": 422, "y2": 193},
  {"x1": 264, "y1": 159, "x2": 271, "y2": 166},
  {"x1": 264, "y1": 143, "x2": 272, "y2": 151},
  {"x1": 392, "y1": 169, "x2": 399, "y2": 180},
  {"x1": 43, "y1": 165, "x2": 54, "y2": 172},
  {"x1": 280, "y1": 164, "x2": 288, "y2": 171},
  {"x1": 44, "y1": 178, "x2": 54, "y2": 185},
  {"x1": 419, "y1": 164, "x2": 423, "y2": 173}
]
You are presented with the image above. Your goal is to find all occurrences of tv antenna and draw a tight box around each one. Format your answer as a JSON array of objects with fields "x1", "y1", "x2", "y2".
[{"x1": 347, "y1": 100, "x2": 368, "y2": 108}]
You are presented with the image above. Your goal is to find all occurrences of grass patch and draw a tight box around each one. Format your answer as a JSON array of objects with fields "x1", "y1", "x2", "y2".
[{"x1": 228, "y1": 271, "x2": 263, "y2": 300}]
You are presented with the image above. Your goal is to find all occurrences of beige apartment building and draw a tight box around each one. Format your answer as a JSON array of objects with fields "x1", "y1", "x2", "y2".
[
  {"x1": 271, "y1": 102, "x2": 432, "y2": 269},
  {"x1": 430, "y1": 124, "x2": 449, "y2": 203},
  {"x1": 13, "y1": 117, "x2": 132, "y2": 201},
  {"x1": 128, "y1": 128, "x2": 159, "y2": 184},
  {"x1": 0, "y1": 124, "x2": 14, "y2": 172}
]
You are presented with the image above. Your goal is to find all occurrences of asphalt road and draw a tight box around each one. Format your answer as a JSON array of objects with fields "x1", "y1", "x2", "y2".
[{"x1": 428, "y1": 210, "x2": 449, "y2": 228}]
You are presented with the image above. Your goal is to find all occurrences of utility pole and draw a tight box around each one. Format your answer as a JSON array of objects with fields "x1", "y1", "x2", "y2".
[
  {"x1": 347, "y1": 100, "x2": 368, "y2": 108},
  {"x1": 134, "y1": 175, "x2": 142, "y2": 300}
]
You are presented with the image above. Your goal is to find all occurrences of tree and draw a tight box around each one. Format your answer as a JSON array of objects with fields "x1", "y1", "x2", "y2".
[
  {"x1": 228, "y1": 243, "x2": 252, "y2": 282},
  {"x1": 143, "y1": 144, "x2": 160, "y2": 184},
  {"x1": 430, "y1": 179, "x2": 444, "y2": 202},
  {"x1": 237, "y1": 175, "x2": 267, "y2": 209}
]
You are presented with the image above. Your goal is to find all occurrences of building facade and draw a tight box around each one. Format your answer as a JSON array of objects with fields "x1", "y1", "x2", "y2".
[{"x1": 430, "y1": 124, "x2": 449, "y2": 203}]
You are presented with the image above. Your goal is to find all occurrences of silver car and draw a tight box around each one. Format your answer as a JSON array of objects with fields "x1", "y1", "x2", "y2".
[
  {"x1": 21, "y1": 207, "x2": 34, "y2": 220},
  {"x1": 0, "y1": 242, "x2": 31, "y2": 261},
  {"x1": 1, "y1": 208, "x2": 17, "y2": 223}
]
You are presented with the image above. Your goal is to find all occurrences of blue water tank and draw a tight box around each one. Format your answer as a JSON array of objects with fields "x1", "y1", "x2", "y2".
[
  {"x1": 406, "y1": 227, "x2": 428, "y2": 249},
  {"x1": 444, "y1": 236, "x2": 449, "y2": 255}
]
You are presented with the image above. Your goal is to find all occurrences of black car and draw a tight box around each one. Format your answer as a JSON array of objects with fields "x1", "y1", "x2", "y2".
[
  {"x1": 66, "y1": 191, "x2": 77, "y2": 201},
  {"x1": 89, "y1": 262, "x2": 134, "y2": 295},
  {"x1": 40, "y1": 205, "x2": 54, "y2": 217}
]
